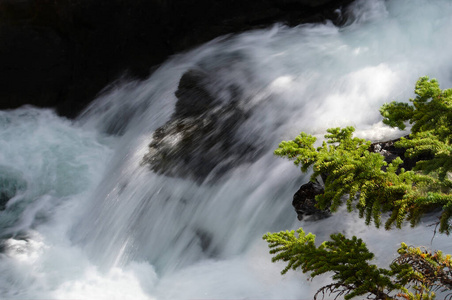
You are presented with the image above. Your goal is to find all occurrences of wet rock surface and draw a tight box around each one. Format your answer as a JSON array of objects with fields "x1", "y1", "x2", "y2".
[
  {"x1": 142, "y1": 64, "x2": 262, "y2": 182},
  {"x1": 292, "y1": 180, "x2": 329, "y2": 221},
  {"x1": 369, "y1": 136, "x2": 433, "y2": 172}
]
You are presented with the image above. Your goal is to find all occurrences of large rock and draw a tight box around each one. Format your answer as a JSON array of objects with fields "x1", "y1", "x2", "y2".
[
  {"x1": 173, "y1": 70, "x2": 218, "y2": 119},
  {"x1": 142, "y1": 65, "x2": 261, "y2": 181},
  {"x1": 0, "y1": 0, "x2": 355, "y2": 118}
]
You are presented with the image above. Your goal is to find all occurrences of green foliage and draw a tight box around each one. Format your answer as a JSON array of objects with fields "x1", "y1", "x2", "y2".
[
  {"x1": 380, "y1": 102, "x2": 414, "y2": 130},
  {"x1": 265, "y1": 77, "x2": 452, "y2": 299},
  {"x1": 380, "y1": 77, "x2": 452, "y2": 139},
  {"x1": 263, "y1": 230, "x2": 452, "y2": 299},
  {"x1": 274, "y1": 77, "x2": 452, "y2": 233},
  {"x1": 392, "y1": 243, "x2": 452, "y2": 299},
  {"x1": 274, "y1": 126, "x2": 432, "y2": 230},
  {"x1": 263, "y1": 230, "x2": 400, "y2": 299},
  {"x1": 380, "y1": 76, "x2": 452, "y2": 233}
]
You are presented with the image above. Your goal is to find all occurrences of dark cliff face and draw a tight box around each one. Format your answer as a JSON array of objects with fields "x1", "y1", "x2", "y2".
[{"x1": 0, "y1": 0, "x2": 354, "y2": 118}]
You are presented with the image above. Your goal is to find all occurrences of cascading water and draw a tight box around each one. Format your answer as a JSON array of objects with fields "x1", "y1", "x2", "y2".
[{"x1": 1, "y1": 0, "x2": 452, "y2": 299}]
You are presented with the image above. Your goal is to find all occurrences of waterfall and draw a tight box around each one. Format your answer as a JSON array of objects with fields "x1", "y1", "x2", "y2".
[{"x1": 1, "y1": 0, "x2": 452, "y2": 299}]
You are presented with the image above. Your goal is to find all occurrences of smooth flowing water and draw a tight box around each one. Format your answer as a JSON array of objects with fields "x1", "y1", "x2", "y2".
[{"x1": 1, "y1": 0, "x2": 452, "y2": 299}]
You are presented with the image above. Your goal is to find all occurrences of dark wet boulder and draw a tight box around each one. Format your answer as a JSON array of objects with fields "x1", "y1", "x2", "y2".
[
  {"x1": 174, "y1": 69, "x2": 217, "y2": 119},
  {"x1": 292, "y1": 180, "x2": 330, "y2": 221},
  {"x1": 369, "y1": 135, "x2": 434, "y2": 172},
  {"x1": 369, "y1": 137, "x2": 406, "y2": 167},
  {"x1": 142, "y1": 66, "x2": 262, "y2": 181}
]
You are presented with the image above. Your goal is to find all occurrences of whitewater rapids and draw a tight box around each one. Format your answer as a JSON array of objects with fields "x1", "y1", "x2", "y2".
[{"x1": 1, "y1": 0, "x2": 452, "y2": 299}]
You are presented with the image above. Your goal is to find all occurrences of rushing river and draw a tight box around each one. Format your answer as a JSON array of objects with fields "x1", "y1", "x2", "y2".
[{"x1": 1, "y1": 0, "x2": 452, "y2": 299}]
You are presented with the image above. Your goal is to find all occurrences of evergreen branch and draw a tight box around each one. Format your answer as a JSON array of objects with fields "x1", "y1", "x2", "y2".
[{"x1": 266, "y1": 77, "x2": 452, "y2": 299}]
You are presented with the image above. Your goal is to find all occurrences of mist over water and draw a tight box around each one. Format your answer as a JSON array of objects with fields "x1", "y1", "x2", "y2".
[{"x1": 1, "y1": 0, "x2": 452, "y2": 299}]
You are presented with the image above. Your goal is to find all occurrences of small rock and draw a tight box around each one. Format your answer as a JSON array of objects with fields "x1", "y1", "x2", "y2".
[{"x1": 292, "y1": 180, "x2": 330, "y2": 221}]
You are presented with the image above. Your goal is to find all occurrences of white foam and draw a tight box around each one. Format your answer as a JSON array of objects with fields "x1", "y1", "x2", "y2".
[{"x1": 2, "y1": 0, "x2": 452, "y2": 299}]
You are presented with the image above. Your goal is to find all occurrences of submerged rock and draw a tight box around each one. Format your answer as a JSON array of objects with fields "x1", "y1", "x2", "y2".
[
  {"x1": 173, "y1": 69, "x2": 217, "y2": 119},
  {"x1": 142, "y1": 63, "x2": 262, "y2": 182}
]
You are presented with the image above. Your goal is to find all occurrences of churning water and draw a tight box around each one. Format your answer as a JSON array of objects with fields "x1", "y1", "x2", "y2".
[{"x1": 2, "y1": 0, "x2": 452, "y2": 299}]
